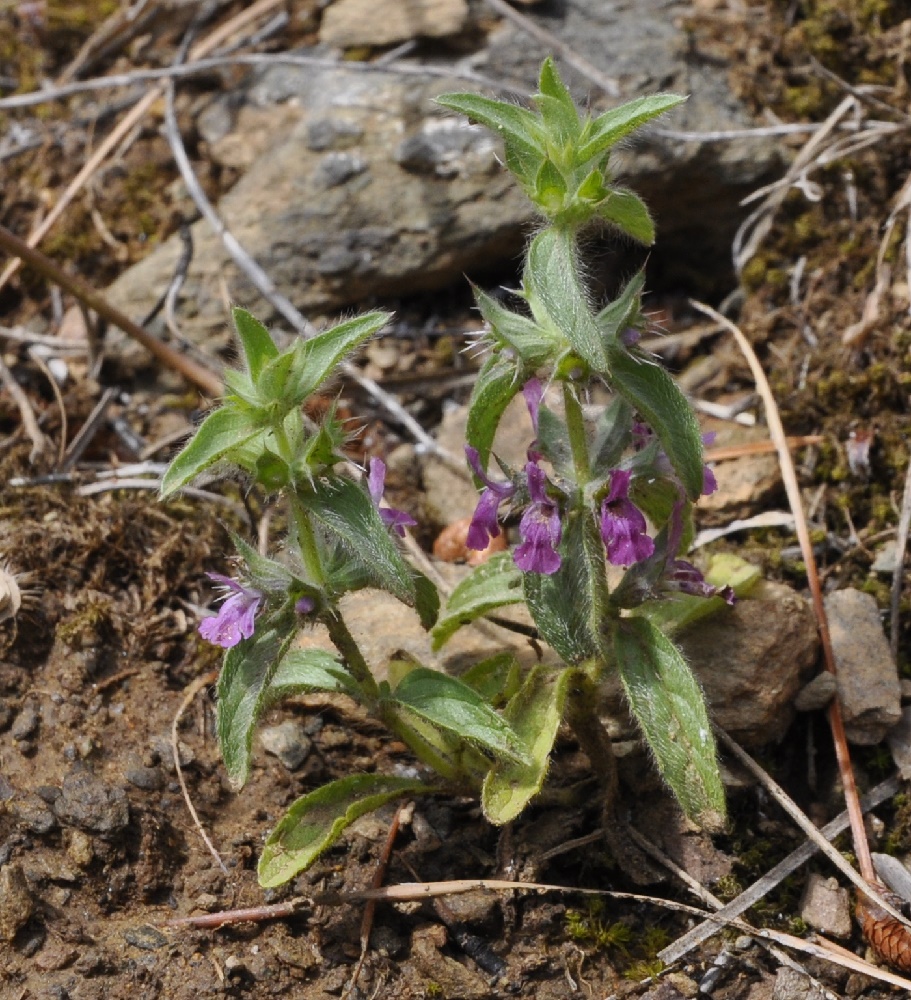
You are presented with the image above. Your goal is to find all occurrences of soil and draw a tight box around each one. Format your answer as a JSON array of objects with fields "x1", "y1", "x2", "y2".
[{"x1": 2, "y1": 2, "x2": 911, "y2": 999}]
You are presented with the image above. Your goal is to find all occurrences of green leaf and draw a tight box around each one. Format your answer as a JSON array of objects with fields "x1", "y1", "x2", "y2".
[
  {"x1": 598, "y1": 188, "x2": 656, "y2": 245},
  {"x1": 460, "y1": 652, "x2": 521, "y2": 708},
  {"x1": 537, "y1": 57, "x2": 576, "y2": 111},
  {"x1": 258, "y1": 775, "x2": 433, "y2": 887},
  {"x1": 228, "y1": 529, "x2": 293, "y2": 593},
  {"x1": 578, "y1": 94, "x2": 686, "y2": 163},
  {"x1": 612, "y1": 616, "x2": 726, "y2": 831},
  {"x1": 536, "y1": 404, "x2": 572, "y2": 476},
  {"x1": 266, "y1": 648, "x2": 360, "y2": 703},
  {"x1": 575, "y1": 167, "x2": 609, "y2": 205},
  {"x1": 523, "y1": 510, "x2": 599, "y2": 664},
  {"x1": 465, "y1": 357, "x2": 520, "y2": 470},
  {"x1": 605, "y1": 342, "x2": 704, "y2": 500},
  {"x1": 535, "y1": 95, "x2": 581, "y2": 151},
  {"x1": 527, "y1": 229, "x2": 606, "y2": 371},
  {"x1": 286, "y1": 311, "x2": 390, "y2": 406},
  {"x1": 594, "y1": 269, "x2": 645, "y2": 344},
  {"x1": 589, "y1": 397, "x2": 633, "y2": 478},
  {"x1": 390, "y1": 667, "x2": 530, "y2": 766},
  {"x1": 534, "y1": 158, "x2": 568, "y2": 214},
  {"x1": 431, "y1": 552, "x2": 524, "y2": 650},
  {"x1": 435, "y1": 93, "x2": 545, "y2": 184},
  {"x1": 413, "y1": 570, "x2": 441, "y2": 632},
  {"x1": 482, "y1": 665, "x2": 574, "y2": 824},
  {"x1": 473, "y1": 286, "x2": 556, "y2": 365},
  {"x1": 217, "y1": 620, "x2": 291, "y2": 788},
  {"x1": 306, "y1": 476, "x2": 417, "y2": 608},
  {"x1": 232, "y1": 307, "x2": 278, "y2": 381},
  {"x1": 159, "y1": 407, "x2": 260, "y2": 499}
]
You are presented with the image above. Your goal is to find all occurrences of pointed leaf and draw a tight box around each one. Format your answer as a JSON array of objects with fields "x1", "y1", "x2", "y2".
[
  {"x1": 306, "y1": 476, "x2": 417, "y2": 608},
  {"x1": 431, "y1": 552, "x2": 524, "y2": 650},
  {"x1": 287, "y1": 312, "x2": 390, "y2": 406},
  {"x1": 527, "y1": 229, "x2": 606, "y2": 371},
  {"x1": 228, "y1": 529, "x2": 293, "y2": 593},
  {"x1": 465, "y1": 357, "x2": 520, "y2": 470},
  {"x1": 594, "y1": 269, "x2": 645, "y2": 343},
  {"x1": 391, "y1": 667, "x2": 529, "y2": 765},
  {"x1": 589, "y1": 397, "x2": 633, "y2": 478},
  {"x1": 473, "y1": 285, "x2": 556, "y2": 365},
  {"x1": 258, "y1": 775, "x2": 433, "y2": 887},
  {"x1": 217, "y1": 620, "x2": 291, "y2": 788},
  {"x1": 534, "y1": 157, "x2": 568, "y2": 214},
  {"x1": 605, "y1": 343, "x2": 704, "y2": 500},
  {"x1": 460, "y1": 652, "x2": 521, "y2": 708},
  {"x1": 534, "y1": 94, "x2": 581, "y2": 150},
  {"x1": 523, "y1": 510, "x2": 599, "y2": 663},
  {"x1": 613, "y1": 616, "x2": 726, "y2": 831},
  {"x1": 536, "y1": 404, "x2": 572, "y2": 476},
  {"x1": 598, "y1": 188, "x2": 656, "y2": 245},
  {"x1": 266, "y1": 648, "x2": 360, "y2": 703},
  {"x1": 482, "y1": 665, "x2": 574, "y2": 824},
  {"x1": 578, "y1": 94, "x2": 686, "y2": 163},
  {"x1": 233, "y1": 307, "x2": 278, "y2": 381},
  {"x1": 435, "y1": 93, "x2": 544, "y2": 182},
  {"x1": 159, "y1": 407, "x2": 260, "y2": 499}
]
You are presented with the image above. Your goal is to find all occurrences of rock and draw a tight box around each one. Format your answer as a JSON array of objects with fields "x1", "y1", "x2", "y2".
[
  {"x1": 798, "y1": 873, "x2": 852, "y2": 939},
  {"x1": 320, "y1": 0, "x2": 469, "y2": 48},
  {"x1": 10, "y1": 794, "x2": 57, "y2": 835},
  {"x1": 105, "y1": 2, "x2": 781, "y2": 355},
  {"x1": 675, "y1": 580, "x2": 818, "y2": 747},
  {"x1": 10, "y1": 700, "x2": 38, "y2": 741},
  {"x1": 259, "y1": 721, "x2": 312, "y2": 770},
  {"x1": 871, "y1": 538, "x2": 900, "y2": 574},
  {"x1": 53, "y1": 769, "x2": 130, "y2": 837},
  {"x1": 824, "y1": 588, "x2": 901, "y2": 744},
  {"x1": 773, "y1": 967, "x2": 827, "y2": 1000},
  {"x1": 888, "y1": 706, "x2": 911, "y2": 780},
  {"x1": 697, "y1": 425, "x2": 782, "y2": 525},
  {"x1": 793, "y1": 671, "x2": 837, "y2": 713},
  {"x1": 0, "y1": 863, "x2": 34, "y2": 941}
]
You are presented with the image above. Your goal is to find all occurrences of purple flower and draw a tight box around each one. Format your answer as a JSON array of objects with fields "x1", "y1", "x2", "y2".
[
  {"x1": 514, "y1": 462, "x2": 562, "y2": 574},
  {"x1": 295, "y1": 596, "x2": 316, "y2": 614},
  {"x1": 600, "y1": 469, "x2": 655, "y2": 566},
  {"x1": 522, "y1": 378, "x2": 544, "y2": 435},
  {"x1": 368, "y1": 458, "x2": 417, "y2": 537},
  {"x1": 662, "y1": 501, "x2": 735, "y2": 605},
  {"x1": 199, "y1": 573, "x2": 262, "y2": 648},
  {"x1": 465, "y1": 445, "x2": 516, "y2": 550}
]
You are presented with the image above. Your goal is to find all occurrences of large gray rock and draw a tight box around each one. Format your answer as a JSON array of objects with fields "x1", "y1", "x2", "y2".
[{"x1": 105, "y1": 1, "x2": 782, "y2": 352}]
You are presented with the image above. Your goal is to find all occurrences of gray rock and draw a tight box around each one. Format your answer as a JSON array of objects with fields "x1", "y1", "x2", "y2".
[
  {"x1": 319, "y1": 0, "x2": 469, "y2": 47},
  {"x1": 798, "y1": 872, "x2": 852, "y2": 939},
  {"x1": 675, "y1": 581, "x2": 818, "y2": 747},
  {"x1": 887, "y1": 705, "x2": 911, "y2": 780},
  {"x1": 824, "y1": 588, "x2": 901, "y2": 744},
  {"x1": 106, "y1": 2, "x2": 781, "y2": 354},
  {"x1": 794, "y1": 671, "x2": 837, "y2": 713},
  {"x1": 11, "y1": 794, "x2": 57, "y2": 835},
  {"x1": 0, "y1": 863, "x2": 34, "y2": 941},
  {"x1": 259, "y1": 721, "x2": 312, "y2": 770},
  {"x1": 53, "y1": 770, "x2": 130, "y2": 837},
  {"x1": 773, "y1": 967, "x2": 827, "y2": 1000},
  {"x1": 10, "y1": 701, "x2": 38, "y2": 741},
  {"x1": 871, "y1": 538, "x2": 900, "y2": 574}
]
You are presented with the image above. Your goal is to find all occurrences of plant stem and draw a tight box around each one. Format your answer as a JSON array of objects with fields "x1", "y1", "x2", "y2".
[
  {"x1": 565, "y1": 673, "x2": 617, "y2": 810},
  {"x1": 323, "y1": 608, "x2": 379, "y2": 701},
  {"x1": 289, "y1": 494, "x2": 326, "y2": 587},
  {"x1": 562, "y1": 381, "x2": 591, "y2": 485}
]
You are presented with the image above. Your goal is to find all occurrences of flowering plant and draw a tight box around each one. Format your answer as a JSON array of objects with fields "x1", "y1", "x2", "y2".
[{"x1": 160, "y1": 59, "x2": 751, "y2": 888}]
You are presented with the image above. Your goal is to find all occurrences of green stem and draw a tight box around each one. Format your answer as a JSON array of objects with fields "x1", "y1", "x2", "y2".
[
  {"x1": 565, "y1": 673, "x2": 617, "y2": 811},
  {"x1": 289, "y1": 494, "x2": 326, "y2": 587},
  {"x1": 562, "y1": 381, "x2": 590, "y2": 485},
  {"x1": 272, "y1": 420, "x2": 294, "y2": 465},
  {"x1": 323, "y1": 608, "x2": 379, "y2": 701}
]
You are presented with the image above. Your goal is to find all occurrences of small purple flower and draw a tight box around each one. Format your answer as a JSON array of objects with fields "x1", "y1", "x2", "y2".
[
  {"x1": 295, "y1": 596, "x2": 316, "y2": 614},
  {"x1": 522, "y1": 378, "x2": 544, "y2": 435},
  {"x1": 662, "y1": 501, "x2": 735, "y2": 605},
  {"x1": 368, "y1": 458, "x2": 417, "y2": 537},
  {"x1": 199, "y1": 573, "x2": 262, "y2": 648},
  {"x1": 600, "y1": 469, "x2": 655, "y2": 566},
  {"x1": 465, "y1": 446, "x2": 516, "y2": 550},
  {"x1": 514, "y1": 462, "x2": 562, "y2": 574}
]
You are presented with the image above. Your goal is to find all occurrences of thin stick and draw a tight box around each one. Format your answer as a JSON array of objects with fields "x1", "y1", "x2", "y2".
[
  {"x1": 0, "y1": 0, "x2": 287, "y2": 293},
  {"x1": 660, "y1": 775, "x2": 900, "y2": 965},
  {"x1": 691, "y1": 300, "x2": 877, "y2": 887},
  {"x1": 171, "y1": 669, "x2": 228, "y2": 875},
  {"x1": 343, "y1": 803, "x2": 407, "y2": 1000},
  {"x1": 0, "y1": 353, "x2": 47, "y2": 460},
  {"x1": 0, "y1": 225, "x2": 221, "y2": 397},
  {"x1": 26, "y1": 348, "x2": 67, "y2": 467},
  {"x1": 891, "y1": 456, "x2": 911, "y2": 659}
]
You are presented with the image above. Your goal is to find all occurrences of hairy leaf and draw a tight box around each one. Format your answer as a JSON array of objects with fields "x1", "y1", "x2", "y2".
[
  {"x1": 465, "y1": 357, "x2": 520, "y2": 470},
  {"x1": 431, "y1": 552, "x2": 523, "y2": 650},
  {"x1": 598, "y1": 188, "x2": 655, "y2": 245},
  {"x1": 578, "y1": 94, "x2": 686, "y2": 163}
]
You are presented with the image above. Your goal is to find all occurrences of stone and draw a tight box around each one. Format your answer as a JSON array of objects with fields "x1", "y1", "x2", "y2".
[
  {"x1": 696, "y1": 424, "x2": 782, "y2": 525},
  {"x1": 871, "y1": 538, "x2": 900, "y2": 574},
  {"x1": 10, "y1": 700, "x2": 38, "y2": 741},
  {"x1": 675, "y1": 580, "x2": 818, "y2": 747},
  {"x1": 888, "y1": 705, "x2": 911, "y2": 780},
  {"x1": 798, "y1": 873, "x2": 852, "y2": 939},
  {"x1": 0, "y1": 863, "x2": 34, "y2": 941},
  {"x1": 793, "y1": 671, "x2": 837, "y2": 713},
  {"x1": 259, "y1": 721, "x2": 312, "y2": 770},
  {"x1": 824, "y1": 588, "x2": 901, "y2": 744},
  {"x1": 320, "y1": 0, "x2": 469, "y2": 48},
  {"x1": 53, "y1": 769, "x2": 130, "y2": 837},
  {"x1": 105, "y1": 1, "x2": 782, "y2": 358},
  {"x1": 773, "y1": 967, "x2": 827, "y2": 1000}
]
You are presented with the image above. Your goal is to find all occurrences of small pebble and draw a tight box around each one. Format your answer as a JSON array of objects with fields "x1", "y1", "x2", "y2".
[
  {"x1": 124, "y1": 924, "x2": 168, "y2": 951},
  {"x1": 10, "y1": 702, "x2": 38, "y2": 740},
  {"x1": 0, "y1": 863, "x2": 34, "y2": 941},
  {"x1": 54, "y1": 769, "x2": 130, "y2": 836},
  {"x1": 259, "y1": 721, "x2": 311, "y2": 770}
]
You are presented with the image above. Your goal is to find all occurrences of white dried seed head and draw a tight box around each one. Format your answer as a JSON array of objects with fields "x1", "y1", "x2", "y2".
[{"x1": 0, "y1": 566, "x2": 22, "y2": 624}]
